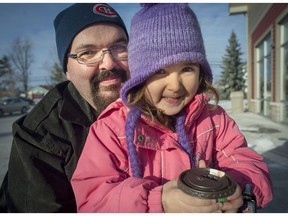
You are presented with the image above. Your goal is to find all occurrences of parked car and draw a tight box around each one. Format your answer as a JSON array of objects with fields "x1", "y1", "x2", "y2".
[
  {"x1": 19, "y1": 97, "x2": 35, "y2": 105},
  {"x1": 0, "y1": 97, "x2": 31, "y2": 117}
]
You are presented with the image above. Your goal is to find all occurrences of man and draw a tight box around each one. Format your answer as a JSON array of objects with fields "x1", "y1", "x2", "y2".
[{"x1": 0, "y1": 3, "x2": 129, "y2": 212}]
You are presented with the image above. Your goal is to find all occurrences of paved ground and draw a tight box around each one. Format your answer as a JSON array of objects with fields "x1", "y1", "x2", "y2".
[
  {"x1": 229, "y1": 112, "x2": 288, "y2": 213},
  {"x1": 1, "y1": 110, "x2": 288, "y2": 212}
]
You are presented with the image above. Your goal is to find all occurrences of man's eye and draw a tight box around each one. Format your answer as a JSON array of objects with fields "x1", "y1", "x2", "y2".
[
  {"x1": 111, "y1": 45, "x2": 127, "y2": 51},
  {"x1": 78, "y1": 50, "x2": 101, "y2": 60},
  {"x1": 81, "y1": 50, "x2": 95, "y2": 55}
]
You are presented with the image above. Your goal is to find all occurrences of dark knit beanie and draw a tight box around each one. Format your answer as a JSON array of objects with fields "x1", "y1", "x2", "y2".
[
  {"x1": 123, "y1": 3, "x2": 207, "y2": 177},
  {"x1": 54, "y1": 3, "x2": 128, "y2": 73},
  {"x1": 121, "y1": 3, "x2": 212, "y2": 105}
]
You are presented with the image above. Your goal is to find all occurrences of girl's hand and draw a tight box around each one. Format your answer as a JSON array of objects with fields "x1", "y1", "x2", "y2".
[
  {"x1": 162, "y1": 180, "x2": 223, "y2": 213},
  {"x1": 164, "y1": 160, "x2": 242, "y2": 213},
  {"x1": 198, "y1": 159, "x2": 207, "y2": 168},
  {"x1": 221, "y1": 184, "x2": 243, "y2": 213},
  {"x1": 198, "y1": 159, "x2": 243, "y2": 213}
]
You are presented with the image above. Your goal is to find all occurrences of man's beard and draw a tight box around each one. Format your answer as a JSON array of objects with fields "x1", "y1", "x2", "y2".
[{"x1": 91, "y1": 69, "x2": 127, "y2": 115}]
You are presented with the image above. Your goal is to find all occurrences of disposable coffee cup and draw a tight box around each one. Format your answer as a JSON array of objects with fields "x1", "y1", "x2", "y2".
[{"x1": 178, "y1": 168, "x2": 237, "y2": 202}]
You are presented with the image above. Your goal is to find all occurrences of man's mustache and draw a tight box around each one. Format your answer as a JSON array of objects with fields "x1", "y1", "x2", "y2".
[{"x1": 96, "y1": 69, "x2": 127, "y2": 82}]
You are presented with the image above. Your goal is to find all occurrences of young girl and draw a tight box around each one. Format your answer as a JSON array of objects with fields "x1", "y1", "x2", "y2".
[{"x1": 71, "y1": 3, "x2": 273, "y2": 213}]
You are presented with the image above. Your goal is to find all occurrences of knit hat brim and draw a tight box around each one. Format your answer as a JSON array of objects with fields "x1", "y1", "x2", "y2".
[{"x1": 121, "y1": 52, "x2": 212, "y2": 104}]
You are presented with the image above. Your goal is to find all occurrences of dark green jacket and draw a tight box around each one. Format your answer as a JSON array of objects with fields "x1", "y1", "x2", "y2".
[{"x1": 0, "y1": 81, "x2": 97, "y2": 212}]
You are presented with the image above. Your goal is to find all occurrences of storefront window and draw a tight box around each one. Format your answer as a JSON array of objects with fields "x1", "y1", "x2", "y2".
[
  {"x1": 257, "y1": 34, "x2": 272, "y2": 116},
  {"x1": 281, "y1": 16, "x2": 288, "y2": 122}
]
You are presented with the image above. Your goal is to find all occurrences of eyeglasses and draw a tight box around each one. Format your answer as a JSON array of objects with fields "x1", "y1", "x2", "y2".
[{"x1": 67, "y1": 45, "x2": 128, "y2": 65}]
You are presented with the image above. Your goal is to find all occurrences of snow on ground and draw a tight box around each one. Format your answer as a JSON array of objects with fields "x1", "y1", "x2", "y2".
[
  {"x1": 218, "y1": 100, "x2": 288, "y2": 213},
  {"x1": 218, "y1": 100, "x2": 288, "y2": 156}
]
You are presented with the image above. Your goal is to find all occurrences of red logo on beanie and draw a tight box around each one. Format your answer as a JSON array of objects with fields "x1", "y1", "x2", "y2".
[{"x1": 93, "y1": 4, "x2": 117, "y2": 17}]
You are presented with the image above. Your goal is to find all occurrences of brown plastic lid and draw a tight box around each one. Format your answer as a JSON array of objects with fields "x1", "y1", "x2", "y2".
[{"x1": 178, "y1": 168, "x2": 237, "y2": 201}]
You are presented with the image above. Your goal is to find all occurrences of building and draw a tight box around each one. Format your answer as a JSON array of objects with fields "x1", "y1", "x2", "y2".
[
  {"x1": 27, "y1": 85, "x2": 52, "y2": 103},
  {"x1": 229, "y1": 3, "x2": 288, "y2": 124}
]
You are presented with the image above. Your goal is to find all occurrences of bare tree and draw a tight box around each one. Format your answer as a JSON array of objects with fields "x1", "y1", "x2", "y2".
[{"x1": 10, "y1": 37, "x2": 34, "y2": 97}]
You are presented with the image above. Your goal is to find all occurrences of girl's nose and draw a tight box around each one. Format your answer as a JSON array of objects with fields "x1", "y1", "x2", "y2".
[{"x1": 166, "y1": 73, "x2": 182, "y2": 92}]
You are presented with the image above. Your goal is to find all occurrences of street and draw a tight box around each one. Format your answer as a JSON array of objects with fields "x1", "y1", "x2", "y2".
[
  {"x1": 0, "y1": 112, "x2": 288, "y2": 212},
  {"x1": 0, "y1": 114, "x2": 19, "y2": 182}
]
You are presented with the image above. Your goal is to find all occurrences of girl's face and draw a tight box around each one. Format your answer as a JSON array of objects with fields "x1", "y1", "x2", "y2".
[{"x1": 144, "y1": 61, "x2": 200, "y2": 116}]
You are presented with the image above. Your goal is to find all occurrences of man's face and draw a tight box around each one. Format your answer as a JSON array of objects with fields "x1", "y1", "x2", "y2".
[{"x1": 66, "y1": 23, "x2": 129, "y2": 113}]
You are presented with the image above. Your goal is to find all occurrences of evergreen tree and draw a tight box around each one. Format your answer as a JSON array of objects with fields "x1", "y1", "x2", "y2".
[
  {"x1": 0, "y1": 55, "x2": 11, "y2": 78},
  {"x1": 50, "y1": 61, "x2": 66, "y2": 86},
  {"x1": 219, "y1": 31, "x2": 245, "y2": 99},
  {"x1": 0, "y1": 55, "x2": 17, "y2": 96}
]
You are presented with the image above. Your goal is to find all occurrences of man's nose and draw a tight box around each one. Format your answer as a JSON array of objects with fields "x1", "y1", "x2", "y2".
[{"x1": 98, "y1": 51, "x2": 117, "y2": 71}]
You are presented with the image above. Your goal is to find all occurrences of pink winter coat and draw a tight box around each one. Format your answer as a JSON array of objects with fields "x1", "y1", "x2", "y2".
[{"x1": 71, "y1": 94, "x2": 273, "y2": 212}]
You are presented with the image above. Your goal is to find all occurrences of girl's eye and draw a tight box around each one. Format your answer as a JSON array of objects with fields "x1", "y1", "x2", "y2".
[
  {"x1": 155, "y1": 69, "x2": 166, "y2": 75},
  {"x1": 182, "y1": 67, "x2": 195, "y2": 72}
]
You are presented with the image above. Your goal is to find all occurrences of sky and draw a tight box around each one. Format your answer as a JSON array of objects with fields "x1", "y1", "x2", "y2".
[{"x1": 0, "y1": 3, "x2": 247, "y2": 86}]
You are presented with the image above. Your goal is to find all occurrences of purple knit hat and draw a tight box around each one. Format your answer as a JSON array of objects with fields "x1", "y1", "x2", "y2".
[{"x1": 121, "y1": 3, "x2": 212, "y2": 104}]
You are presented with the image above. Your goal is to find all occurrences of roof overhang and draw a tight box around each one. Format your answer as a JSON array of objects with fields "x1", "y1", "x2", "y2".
[{"x1": 229, "y1": 3, "x2": 248, "y2": 15}]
